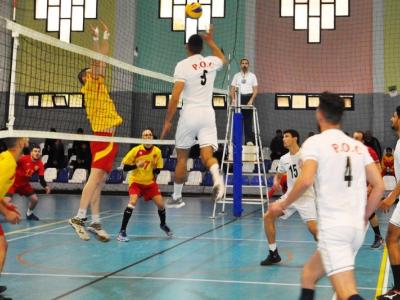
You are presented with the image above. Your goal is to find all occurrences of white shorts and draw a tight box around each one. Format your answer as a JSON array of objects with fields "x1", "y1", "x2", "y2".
[
  {"x1": 279, "y1": 195, "x2": 317, "y2": 222},
  {"x1": 318, "y1": 226, "x2": 366, "y2": 277},
  {"x1": 175, "y1": 107, "x2": 218, "y2": 151},
  {"x1": 389, "y1": 203, "x2": 400, "y2": 227}
]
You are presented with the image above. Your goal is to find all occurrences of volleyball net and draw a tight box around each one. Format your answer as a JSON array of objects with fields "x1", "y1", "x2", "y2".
[{"x1": 0, "y1": 17, "x2": 228, "y2": 146}]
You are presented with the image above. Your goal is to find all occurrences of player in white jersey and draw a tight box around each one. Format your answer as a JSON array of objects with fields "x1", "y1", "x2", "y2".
[
  {"x1": 377, "y1": 106, "x2": 400, "y2": 300},
  {"x1": 161, "y1": 25, "x2": 227, "y2": 207},
  {"x1": 269, "y1": 92, "x2": 384, "y2": 300},
  {"x1": 260, "y1": 129, "x2": 317, "y2": 266}
]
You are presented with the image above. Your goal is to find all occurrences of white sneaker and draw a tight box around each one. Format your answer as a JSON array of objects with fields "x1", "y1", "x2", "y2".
[
  {"x1": 87, "y1": 222, "x2": 110, "y2": 242},
  {"x1": 246, "y1": 141, "x2": 254, "y2": 146},
  {"x1": 166, "y1": 196, "x2": 186, "y2": 208},
  {"x1": 212, "y1": 182, "x2": 225, "y2": 202},
  {"x1": 69, "y1": 217, "x2": 90, "y2": 241},
  {"x1": 116, "y1": 230, "x2": 129, "y2": 242}
]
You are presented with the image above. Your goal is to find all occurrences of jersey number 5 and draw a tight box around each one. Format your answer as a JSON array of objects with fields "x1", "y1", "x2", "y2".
[{"x1": 200, "y1": 70, "x2": 208, "y2": 86}]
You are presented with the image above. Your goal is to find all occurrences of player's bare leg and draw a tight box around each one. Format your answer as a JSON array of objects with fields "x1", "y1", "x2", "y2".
[
  {"x1": 26, "y1": 194, "x2": 40, "y2": 221},
  {"x1": 69, "y1": 168, "x2": 106, "y2": 241},
  {"x1": 299, "y1": 250, "x2": 325, "y2": 299},
  {"x1": 117, "y1": 194, "x2": 138, "y2": 242},
  {"x1": 260, "y1": 210, "x2": 282, "y2": 266},
  {"x1": 87, "y1": 171, "x2": 109, "y2": 242},
  {"x1": 153, "y1": 195, "x2": 172, "y2": 237},
  {"x1": 306, "y1": 220, "x2": 318, "y2": 241},
  {"x1": 200, "y1": 146, "x2": 224, "y2": 201},
  {"x1": 0, "y1": 236, "x2": 8, "y2": 294},
  {"x1": 167, "y1": 149, "x2": 188, "y2": 208}
]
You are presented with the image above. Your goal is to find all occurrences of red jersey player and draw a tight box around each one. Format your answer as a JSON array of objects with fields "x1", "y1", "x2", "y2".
[{"x1": 4, "y1": 144, "x2": 50, "y2": 221}]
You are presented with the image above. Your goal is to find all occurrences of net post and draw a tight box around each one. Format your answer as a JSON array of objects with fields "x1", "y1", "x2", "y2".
[
  {"x1": 6, "y1": 21, "x2": 19, "y2": 132},
  {"x1": 233, "y1": 88, "x2": 243, "y2": 217}
]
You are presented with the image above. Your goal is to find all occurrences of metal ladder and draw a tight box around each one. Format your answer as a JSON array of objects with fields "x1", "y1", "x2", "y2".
[{"x1": 212, "y1": 105, "x2": 269, "y2": 218}]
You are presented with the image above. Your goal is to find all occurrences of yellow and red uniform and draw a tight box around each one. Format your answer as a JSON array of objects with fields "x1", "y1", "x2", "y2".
[
  {"x1": 122, "y1": 145, "x2": 163, "y2": 201},
  {"x1": 8, "y1": 155, "x2": 44, "y2": 196},
  {"x1": 0, "y1": 150, "x2": 18, "y2": 236},
  {"x1": 81, "y1": 74, "x2": 123, "y2": 172},
  {"x1": 381, "y1": 154, "x2": 395, "y2": 176}
]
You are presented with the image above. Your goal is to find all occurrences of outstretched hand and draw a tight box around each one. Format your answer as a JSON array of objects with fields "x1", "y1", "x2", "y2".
[
  {"x1": 89, "y1": 24, "x2": 99, "y2": 39},
  {"x1": 201, "y1": 24, "x2": 214, "y2": 43},
  {"x1": 99, "y1": 20, "x2": 109, "y2": 33}
]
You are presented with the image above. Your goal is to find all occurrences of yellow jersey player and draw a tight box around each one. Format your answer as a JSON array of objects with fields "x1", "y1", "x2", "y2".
[
  {"x1": 117, "y1": 128, "x2": 172, "y2": 242},
  {"x1": 69, "y1": 21, "x2": 122, "y2": 242},
  {"x1": 0, "y1": 137, "x2": 28, "y2": 299}
]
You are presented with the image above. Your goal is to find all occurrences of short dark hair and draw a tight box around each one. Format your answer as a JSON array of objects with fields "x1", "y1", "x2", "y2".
[
  {"x1": 396, "y1": 106, "x2": 400, "y2": 118},
  {"x1": 354, "y1": 130, "x2": 364, "y2": 140},
  {"x1": 78, "y1": 68, "x2": 90, "y2": 85},
  {"x1": 2, "y1": 137, "x2": 22, "y2": 149},
  {"x1": 142, "y1": 128, "x2": 154, "y2": 135},
  {"x1": 187, "y1": 35, "x2": 203, "y2": 54},
  {"x1": 240, "y1": 58, "x2": 249, "y2": 64},
  {"x1": 318, "y1": 92, "x2": 345, "y2": 125},
  {"x1": 386, "y1": 147, "x2": 393, "y2": 152},
  {"x1": 31, "y1": 143, "x2": 41, "y2": 150},
  {"x1": 283, "y1": 129, "x2": 300, "y2": 144}
]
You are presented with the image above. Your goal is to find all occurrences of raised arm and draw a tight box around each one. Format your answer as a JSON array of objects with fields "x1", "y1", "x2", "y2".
[
  {"x1": 201, "y1": 25, "x2": 227, "y2": 65},
  {"x1": 90, "y1": 21, "x2": 110, "y2": 79}
]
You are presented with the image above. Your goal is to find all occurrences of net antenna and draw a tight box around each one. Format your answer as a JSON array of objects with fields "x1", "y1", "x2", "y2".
[
  {"x1": 12, "y1": 0, "x2": 16, "y2": 21},
  {"x1": 0, "y1": 17, "x2": 228, "y2": 146}
]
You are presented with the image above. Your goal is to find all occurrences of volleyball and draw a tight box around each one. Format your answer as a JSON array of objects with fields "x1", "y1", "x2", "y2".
[{"x1": 185, "y1": 2, "x2": 203, "y2": 19}]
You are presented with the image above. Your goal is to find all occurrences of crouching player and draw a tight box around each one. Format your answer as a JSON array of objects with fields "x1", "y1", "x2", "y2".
[
  {"x1": 5, "y1": 144, "x2": 50, "y2": 221},
  {"x1": 117, "y1": 128, "x2": 172, "y2": 242}
]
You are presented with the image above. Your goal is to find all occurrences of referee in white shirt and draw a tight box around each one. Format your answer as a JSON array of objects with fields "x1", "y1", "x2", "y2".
[{"x1": 230, "y1": 58, "x2": 258, "y2": 145}]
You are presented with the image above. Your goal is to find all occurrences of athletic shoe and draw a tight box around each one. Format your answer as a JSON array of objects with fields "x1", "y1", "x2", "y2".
[
  {"x1": 160, "y1": 224, "x2": 173, "y2": 237},
  {"x1": 0, "y1": 286, "x2": 6, "y2": 293},
  {"x1": 376, "y1": 288, "x2": 400, "y2": 299},
  {"x1": 68, "y1": 217, "x2": 90, "y2": 241},
  {"x1": 166, "y1": 196, "x2": 185, "y2": 208},
  {"x1": 87, "y1": 222, "x2": 110, "y2": 242},
  {"x1": 26, "y1": 213, "x2": 40, "y2": 221},
  {"x1": 371, "y1": 235, "x2": 384, "y2": 249},
  {"x1": 260, "y1": 250, "x2": 282, "y2": 266},
  {"x1": 212, "y1": 182, "x2": 224, "y2": 202},
  {"x1": 0, "y1": 294, "x2": 12, "y2": 300},
  {"x1": 116, "y1": 230, "x2": 129, "y2": 242}
]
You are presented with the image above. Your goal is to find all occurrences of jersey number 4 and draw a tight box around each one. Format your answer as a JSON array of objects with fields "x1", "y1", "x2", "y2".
[{"x1": 200, "y1": 70, "x2": 208, "y2": 86}]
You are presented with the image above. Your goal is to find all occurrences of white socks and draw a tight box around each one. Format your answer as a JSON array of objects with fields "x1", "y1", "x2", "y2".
[
  {"x1": 210, "y1": 163, "x2": 222, "y2": 185},
  {"x1": 173, "y1": 182, "x2": 184, "y2": 200},
  {"x1": 91, "y1": 214, "x2": 100, "y2": 224},
  {"x1": 77, "y1": 208, "x2": 87, "y2": 219},
  {"x1": 269, "y1": 243, "x2": 277, "y2": 251}
]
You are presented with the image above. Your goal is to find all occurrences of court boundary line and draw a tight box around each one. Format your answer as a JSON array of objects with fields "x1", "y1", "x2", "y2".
[
  {"x1": 375, "y1": 245, "x2": 389, "y2": 298},
  {"x1": 7, "y1": 211, "x2": 122, "y2": 243},
  {"x1": 2, "y1": 271, "x2": 377, "y2": 291},
  {"x1": 51, "y1": 209, "x2": 261, "y2": 299},
  {"x1": 5, "y1": 210, "x2": 115, "y2": 236}
]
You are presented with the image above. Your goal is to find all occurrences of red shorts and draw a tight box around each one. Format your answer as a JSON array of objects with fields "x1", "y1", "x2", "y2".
[
  {"x1": 90, "y1": 132, "x2": 119, "y2": 173},
  {"x1": 128, "y1": 182, "x2": 161, "y2": 201},
  {"x1": 8, "y1": 183, "x2": 34, "y2": 197},
  {"x1": 0, "y1": 224, "x2": 3, "y2": 236}
]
